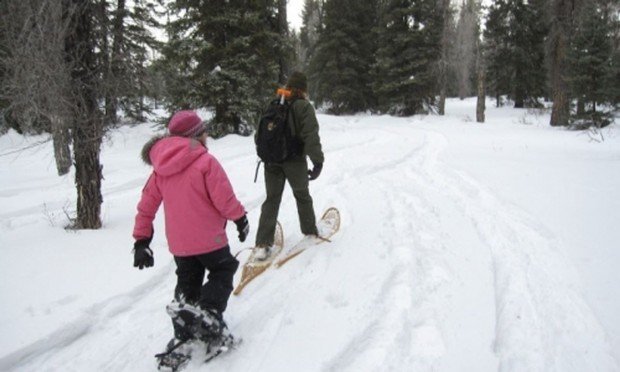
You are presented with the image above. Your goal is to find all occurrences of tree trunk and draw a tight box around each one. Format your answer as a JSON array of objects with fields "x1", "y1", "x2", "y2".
[
  {"x1": 107, "y1": 0, "x2": 126, "y2": 125},
  {"x1": 577, "y1": 99, "x2": 585, "y2": 115},
  {"x1": 514, "y1": 88, "x2": 525, "y2": 108},
  {"x1": 458, "y1": 85, "x2": 467, "y2": 100},
  {"x1": 438, "y1": 0, "x2": 451, "y2": 115},
  {"x1": 51, "y1": 117, "x2": 72, "y2": 176},
  {"x1": 550, "y1": 0, "x2": 581, "y2": 126},
  {"x1": 476, "y1": 47, "x2": 486, "y2": 123},
  {"x1": 73, "y1": 115, "x2": 103, "y2": 229},
  {"x1": 278, "y1": 0, "x2": 289, "y2": 84},
  {"x1": 476, "y1": 76, "x2": 485, "y2": 122},
  {"x1": 66, "y1": 0, "x2": 103, "y2": 229},
  {"x1": 99, "y1": 0, "x2": 112, "y2": 125},
  {"x1": 514, "y1": 65, "x2": 524, "y2": 108},
  {"x1": 550, "y1": 33, "x2": 570, "y2": 126},
  {"x1": 212, "y1": 103, "x2": 241, "y2": 138},
  {"x1": 550, "y1": 87, "x2": 570, "y2": 126},
  {"x1": 438, "y1": 89, "x2": 446, "y2": 115},
  {"x1": 550, "y1": 27, "x2": 570, "y2": 126}
]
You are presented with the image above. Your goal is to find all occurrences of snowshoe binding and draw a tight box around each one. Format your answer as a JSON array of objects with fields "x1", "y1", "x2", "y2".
[
  {"x1": 159, "y1": 301, "x2": 240, "y2": 368},
  {"x1": 155, "y1": 337, "x2": 193, "y2": 371},
  {"x1": 203, "y1": 324, "x2": 240, "y2": 362},
  {"x1": 166, "y1": 301, "x2": 226, "y2": 343}
]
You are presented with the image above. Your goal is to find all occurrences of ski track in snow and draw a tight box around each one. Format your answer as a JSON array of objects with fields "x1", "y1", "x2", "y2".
[
  {"x1": 1, "y1": 116, "x2": 617, "y2": 371},
  {"x1": 0, "y1": 262, "x2": 177, "y2": 371},
  {"x1": 407, "y1": 131, "x2": 616, "y2": 371}
]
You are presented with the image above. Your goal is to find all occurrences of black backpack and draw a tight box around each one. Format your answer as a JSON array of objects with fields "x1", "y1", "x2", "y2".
[{"x1": 255, "y1": 98, "x2": 300, "y2": 163}]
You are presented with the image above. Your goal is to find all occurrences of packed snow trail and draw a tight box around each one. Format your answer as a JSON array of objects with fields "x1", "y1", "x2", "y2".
[{"x1": 0, "y1": 106, "x2": 618, "y2": 371}]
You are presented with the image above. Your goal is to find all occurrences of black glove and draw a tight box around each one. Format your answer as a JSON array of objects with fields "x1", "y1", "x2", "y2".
[
  {"x1": 308, "y1": 162, "x2": 323, "y2": 181},
  {"x1": 133, "y1": 237, "x2": 154, "y2": 270},
  {"x1": 234, "y1": 215, "x2": 250, "y2": 243}
]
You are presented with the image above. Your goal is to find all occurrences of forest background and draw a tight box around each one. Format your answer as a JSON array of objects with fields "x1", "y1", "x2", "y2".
[{"x1": 0, "y1": 0, "x2": 618, "y2": 229}]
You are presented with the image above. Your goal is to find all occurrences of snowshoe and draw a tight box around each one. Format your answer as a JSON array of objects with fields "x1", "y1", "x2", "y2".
[
  {"x1": 155, "y1": 338, "x2": 193, "y2": 371},
  {"x1": 233, "y1": 222, "x2": 284, "y2": 295},
  {"x1": 204, "y1": 331, "x2": 240, "y2": 363},
  {"x1": 275, "y1": 207, "x2": 340, "y2": 268}
]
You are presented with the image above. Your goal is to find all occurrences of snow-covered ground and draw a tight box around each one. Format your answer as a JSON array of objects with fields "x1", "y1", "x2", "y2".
[{"x1": 1, "y1": 98, "x2": 618, "y2": 371}]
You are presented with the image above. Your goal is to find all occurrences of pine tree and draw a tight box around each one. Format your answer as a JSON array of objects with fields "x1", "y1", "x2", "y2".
[
  {"x1": 309, "y1": 0, "x2": 379, "y2": 114},
  {"x1": 277, "y1": 0, "x2": 291, "y2": 84},
  {"x1": 375, "y1": 0, "x2": 443, "y2": 115},
  {"x1": 483, "y1": 0, "x2": 511, "y2": 106},
  {"x1": 0, "y1": 20, "x2": 7, "y2": 133},
  {"x1": 549, "y1": 0, "x2": 583, "y2": 126},
  {"x1": 437, "y1": 0, "x2": 455, "y2": 115},
  {"x1": 299, "y1": 0, "x2": 324, "y2": 73},
  {"x1": 455, "y1": 0, "x2": 480, "y2": 100},
  {"x1": 98, "y1": 0, "x2": 160, "y2": 124},
  {"x1": 123, "y1": 0, "x2": 162, "y2": 121},
  {"x1": 568, "y1": 2, "x2": 615, "y2": 117},
  {"x1": 511, "y1": 0, "x2": 548, "y2": 108},
  {"x1": 612, "y1": 36, "x2": 620, "y2": 108},
  {"x1": 484, "y1": 0, "x2": 548, "y2": 108},
  {"x1": 158, "y1": 5, "x2": 200, "y2": 111},
  {"x1": 298, "y1": 0, "x2": 325, "y2": 100},
  {"x1": 611, "y1": 1, "x2": 620, "y2": 106},
  {"x1": 65, "y1": 0, "x2": 104, "y2": 229},
  {"x1": 161, "y1": 0, "x2": 285, "y2": 137},
  {"x1": 476, "y1": 36, "x2": 486, "y2": 122}
]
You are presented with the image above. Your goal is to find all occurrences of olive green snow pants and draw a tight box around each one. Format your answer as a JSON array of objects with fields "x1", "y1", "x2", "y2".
[{"x1": 255, "y1": 157, "x2": 318, "y2": 246}]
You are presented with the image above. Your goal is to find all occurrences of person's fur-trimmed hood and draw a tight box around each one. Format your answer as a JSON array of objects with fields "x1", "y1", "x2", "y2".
[
  {"x1": 141, "y1": 135, "x2": 207, "y2": 176},
  {"x1": 141, "y1": 135, "x2": 167, "y2": 165}
]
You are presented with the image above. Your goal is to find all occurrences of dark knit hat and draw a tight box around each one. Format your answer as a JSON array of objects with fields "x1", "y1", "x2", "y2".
[
  {"x1": 168, "y1": 110, "x2": 207, "y2": 137},
  {"x1": 286, "y1": 71, "x2": 308, "y2": 91}
]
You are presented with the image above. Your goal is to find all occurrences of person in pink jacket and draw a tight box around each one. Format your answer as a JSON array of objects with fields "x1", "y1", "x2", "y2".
[{"x1": 132, "y1": 110, "x2": 249, "y2": 347}]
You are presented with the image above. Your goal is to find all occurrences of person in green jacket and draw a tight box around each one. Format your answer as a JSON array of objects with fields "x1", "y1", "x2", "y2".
[{"x1": 254, "y1": 71, "x2": 324, "y2": 260}]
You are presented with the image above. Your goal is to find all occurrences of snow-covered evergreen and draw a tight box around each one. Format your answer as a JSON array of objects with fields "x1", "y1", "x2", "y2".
[
  {"x1": 483, "y1": 0, "x2": 548, "y2": 108},
  {"x1": 374, "y1": 0, "x2": 443, "y2": 115},
  {"x1": 159, "y1": 1, "x2": 285, "y2": 136},
  {"x1": 308, "y1": 0, "x2": 378, "y2": 114}
]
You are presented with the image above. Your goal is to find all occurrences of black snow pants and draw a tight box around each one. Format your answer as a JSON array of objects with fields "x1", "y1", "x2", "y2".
[{"x1": 172, "y1": 246, "x2": 239, "y2": 339}]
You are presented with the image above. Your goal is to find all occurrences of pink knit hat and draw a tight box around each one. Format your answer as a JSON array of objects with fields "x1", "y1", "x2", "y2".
[{"x1": 168, "y1": 110, "x2": 207, "y2": 137}]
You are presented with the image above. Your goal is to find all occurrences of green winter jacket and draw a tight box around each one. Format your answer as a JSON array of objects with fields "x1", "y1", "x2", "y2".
[{"x1": 288, "y1": 99, "x2": 324, "y2": 166}]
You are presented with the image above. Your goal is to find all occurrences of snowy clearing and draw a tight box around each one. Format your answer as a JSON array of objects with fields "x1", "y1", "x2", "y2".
[{"x1": 1, "y1": 98, "x2": 619, "y2": 371}]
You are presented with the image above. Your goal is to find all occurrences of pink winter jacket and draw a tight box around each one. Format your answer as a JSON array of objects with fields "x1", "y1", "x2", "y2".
[{"x1": 133, "y1": 136, "x2": 246, "y2": 257}]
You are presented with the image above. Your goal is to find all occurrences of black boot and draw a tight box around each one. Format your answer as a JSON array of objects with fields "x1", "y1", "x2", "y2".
[{"x1": 166, "y1": 301, "x2": 227, "y2": 343}]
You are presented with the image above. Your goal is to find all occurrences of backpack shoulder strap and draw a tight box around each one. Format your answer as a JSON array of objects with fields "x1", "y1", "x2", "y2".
[{"x1": 287, "y1": 98, "x2": 299, "y2": 137}]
